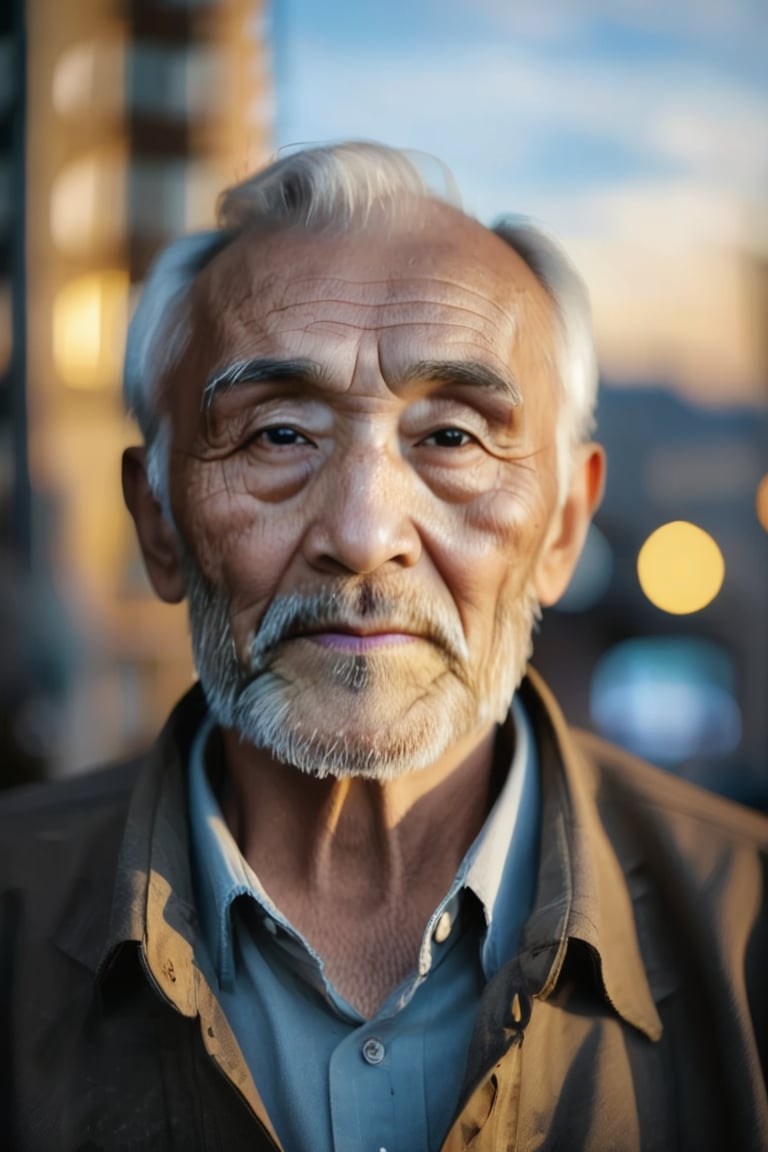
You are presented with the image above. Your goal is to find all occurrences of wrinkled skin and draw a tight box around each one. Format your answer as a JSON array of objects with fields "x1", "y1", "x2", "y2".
[{"x1": 125, "y1": 203, "x2": 601, "y2": 779}]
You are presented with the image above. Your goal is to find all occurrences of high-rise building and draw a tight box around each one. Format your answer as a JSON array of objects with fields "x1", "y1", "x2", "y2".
[{"x1": 16, "y1": 0, "x2": 272, "y2": 775}]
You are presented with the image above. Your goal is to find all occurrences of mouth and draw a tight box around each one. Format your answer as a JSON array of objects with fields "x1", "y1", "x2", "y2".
[
  {"x1": 246, "y1": 587, "x2": 469, "y2": 676},
  {"x1": 286, "y1": 625, "x2": 422, "y2": 653}
]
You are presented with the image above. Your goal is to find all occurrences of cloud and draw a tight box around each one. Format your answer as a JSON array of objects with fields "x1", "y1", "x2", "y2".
[
  {"x1": 280, "y1": 35, "x2": 768, "y2": 230},
  {"x1": 455, "y1": 0, "x2": 768, "y2": 54}
]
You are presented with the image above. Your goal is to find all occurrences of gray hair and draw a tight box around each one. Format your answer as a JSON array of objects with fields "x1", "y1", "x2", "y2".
[{"x1": 123, "y1": 141, "x2": 598, "y2": 510}]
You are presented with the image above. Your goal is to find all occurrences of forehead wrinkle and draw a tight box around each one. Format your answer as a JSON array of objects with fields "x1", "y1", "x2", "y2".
[
  {"x1": 302, "y1": 318, "x2": 516, "y2": 363},
  {"x1": 264, "y1": 300, "x2": 518, "y2": 358},
  {"x1": 266, "y1": 297, "x2": 517, "y2": 351},
  {"x1": 271, "y1": 274, "x2": 522, "y2": 323}
]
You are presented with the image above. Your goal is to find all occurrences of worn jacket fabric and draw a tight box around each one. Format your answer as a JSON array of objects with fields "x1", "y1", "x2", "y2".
[{"x1": 1, "y1": 669, "x2": 767, "y2": 1151}]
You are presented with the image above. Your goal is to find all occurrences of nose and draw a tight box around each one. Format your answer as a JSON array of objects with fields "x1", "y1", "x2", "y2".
[{"x1": 303, "y1": 445, "x2": 422, "y2": 576}]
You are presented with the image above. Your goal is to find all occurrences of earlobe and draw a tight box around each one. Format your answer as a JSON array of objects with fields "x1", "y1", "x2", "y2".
[
  {"x1": 534, "y1": 443, "x2": 606, "y2": 607},
  {"x1": 122, "y1": 447, "x2": 186, "y2": 604}
]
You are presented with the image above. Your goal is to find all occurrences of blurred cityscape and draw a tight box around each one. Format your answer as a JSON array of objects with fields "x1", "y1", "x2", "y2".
[{"x1": 0, "y1": 0, "x2": 766, "y2": 808}]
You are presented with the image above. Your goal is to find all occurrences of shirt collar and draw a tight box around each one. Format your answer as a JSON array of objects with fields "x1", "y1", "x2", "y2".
[
  {"x1": 189, "y1": 694, "x2": 539, "y2": 994},
  {"x1": 467, "y1": 696, "x2": 541, "y2": 978},
  {"x1": 189, "y1": 711, "x2": 277, "y2": 988},
  {"x1": 93, "y1": 672, "x2": 662, "y2": 1045}
]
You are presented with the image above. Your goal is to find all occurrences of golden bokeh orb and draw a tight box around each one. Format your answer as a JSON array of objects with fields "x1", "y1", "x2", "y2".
[
  {"x1": 757, "y1": 474, "x2": 768, "y2": 534},
  {"x1": 637, "y1": 521, "x2": 724, "y2": 615}
]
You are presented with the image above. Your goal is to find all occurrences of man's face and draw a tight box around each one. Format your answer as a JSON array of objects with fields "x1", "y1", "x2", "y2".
[{"x1": 160, "y1": 204, "x2": 567, "y2": 778}]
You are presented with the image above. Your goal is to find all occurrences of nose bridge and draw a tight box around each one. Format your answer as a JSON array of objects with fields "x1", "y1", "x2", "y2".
[{"x1": 309, "y1": 436, "x2": 420, "y2": 574}]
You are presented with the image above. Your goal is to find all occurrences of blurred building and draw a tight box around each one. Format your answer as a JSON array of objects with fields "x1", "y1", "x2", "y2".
[
  {"x1": 1, "y1": 1, "x2": 766, "y2": 804},
  {"x1": 536, "y1": 387, "x2": 768, "y2": 811},
  {"x1": 4, "y1": 0, "x2": 271, "y2": 778}
]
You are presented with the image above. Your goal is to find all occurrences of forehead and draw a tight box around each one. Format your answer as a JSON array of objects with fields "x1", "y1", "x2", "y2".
[{"x1": 182, "y1": 203, "x2": 555, "y2": 393}]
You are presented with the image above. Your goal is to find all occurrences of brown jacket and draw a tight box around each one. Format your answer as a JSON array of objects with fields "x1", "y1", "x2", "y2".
[{"x1": 1, "y1": 670, "x2": 767, "y2": 1150}]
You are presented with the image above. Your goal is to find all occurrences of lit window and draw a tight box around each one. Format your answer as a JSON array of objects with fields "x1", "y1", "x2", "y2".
[
  {"x1": 53, "y1": 271, "x2": 128, "y2": 389},
  {"x1": 50, "y1": 153, "x2": 126, "y2": 252},
  {"x1": 52, "y1": 41, "x2": 123, "y2": 117}
]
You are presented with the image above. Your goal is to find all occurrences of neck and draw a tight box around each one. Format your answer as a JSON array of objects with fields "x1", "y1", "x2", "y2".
[
  {"x1": 218, "y1": 723, "x2": 502, "y2": 1015},
  {"x1": 221, "y1": 723, "x2": 499, "y2": 899}
]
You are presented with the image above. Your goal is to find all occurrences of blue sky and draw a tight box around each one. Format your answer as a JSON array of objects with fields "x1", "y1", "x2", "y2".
[
  {"x1": 272, "y1": 0, "x2": 768, "y2": 238},
  {"x1": 269, "y1": 0, "x2": 768, "y2": 402}
]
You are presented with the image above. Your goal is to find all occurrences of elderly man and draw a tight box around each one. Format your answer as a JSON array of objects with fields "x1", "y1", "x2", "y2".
[{"x1": 2, "y1": 143, "x2": 767, "y2": 1152}]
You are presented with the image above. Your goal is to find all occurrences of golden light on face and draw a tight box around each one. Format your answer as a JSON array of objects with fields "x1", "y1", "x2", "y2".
[
  {"x1": 131, "y1": 206, "x2": 600, "y2": 776},
  {"x1": 637, "y1": 520, "x2": 725, "y2": 615}
]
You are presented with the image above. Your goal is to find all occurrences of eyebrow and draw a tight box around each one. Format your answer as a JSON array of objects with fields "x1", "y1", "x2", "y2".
[
  {"x1": 203, "y1": 358, "x2": 332, "y2": 410},
  {"x1": 203, "y1": 355, "x2": 522, "y2": 409},
  {"x1": 400, "y1": 360, "x2": 522, "y2": 405}
]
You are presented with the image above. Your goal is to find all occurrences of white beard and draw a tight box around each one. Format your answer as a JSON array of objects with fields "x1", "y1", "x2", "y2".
[{"x1": 182, "y1": 554, "x2": 540, "y2": 780}]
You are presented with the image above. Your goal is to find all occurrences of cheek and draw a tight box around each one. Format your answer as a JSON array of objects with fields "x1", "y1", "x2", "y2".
[
  {"x1": 434, "y1": 475, "x2": 553, "y2": 629},
  {"x1": 450, "y1": 463, "x2": 553, "y2": 562},
  {"x1": 175, "y1": 466, "x2": 303, "y2": 603}
]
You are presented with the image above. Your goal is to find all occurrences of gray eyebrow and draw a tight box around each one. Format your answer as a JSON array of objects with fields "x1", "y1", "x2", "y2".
[
  {"x1": 203, "y1": 358, "x2": 332, "y2": 410},
  {"x1": 203, "y1": 355, "x2": 522, "y2": 410},
  {"x1": 400, "y1": 359, "x2": 522, "y2": 405}
]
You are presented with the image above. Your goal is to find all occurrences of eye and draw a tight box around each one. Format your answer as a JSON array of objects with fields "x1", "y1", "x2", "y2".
[
  {"x1": 423, "y1": 427, "x2": 475, "y2": 448},
  {"x1": 253, "y1": 425, "x2": 310, "y2": 447}
]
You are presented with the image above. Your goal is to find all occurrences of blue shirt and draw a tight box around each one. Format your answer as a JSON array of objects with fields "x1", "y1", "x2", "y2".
[{"x1": 188, "y1": 697, "x2": 540, "y2": 1152}]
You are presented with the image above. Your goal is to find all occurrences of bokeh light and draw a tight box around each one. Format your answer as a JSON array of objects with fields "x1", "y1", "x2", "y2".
[
  {"x1": 591, "y1": 637, "x2": 741, "y2": 765},
  {"x1": 637, "y1": 520, "x2": 724, "y2": 614},
  {"x1": 52, "y1": 271, "x2": 128, "y2": 389},
  {"x1": 51, "y1": 154, "x2": 126, "y2": 253},
  {"x1": 757, "y1": 475, "x2": 768, "y2": 534}
]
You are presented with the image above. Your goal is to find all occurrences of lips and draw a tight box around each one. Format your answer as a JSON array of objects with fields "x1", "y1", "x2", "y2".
[
  {"x1": 248, "y1": 587, "x2": 469, "y2": 675},
  {"x1": 281, "y1": 622, "x2": 422, "y2": 652},
  {"x1": 300, "y1": 629, "x2": 420, "y2": 652}
]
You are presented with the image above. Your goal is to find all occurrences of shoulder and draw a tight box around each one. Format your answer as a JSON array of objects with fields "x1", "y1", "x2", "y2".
[
  {"x1": 0, "y1": 757, "x2": 143, "y2": 893},
  {"x1": 575, "y1": 728, "x2": 768, "y2": 847},
  {"x1": 571, "y1": 728, "x2": 768, "y2": 885},
  {"x1": 0, "y1": 685, "x2": 208, "y2": 871},
  {"x1": 522, "y1": 667, "x2": 768, "y2": 855}
]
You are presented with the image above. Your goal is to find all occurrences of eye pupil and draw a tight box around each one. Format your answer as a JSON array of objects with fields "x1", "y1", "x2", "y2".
[
  {"x1": 266, "y1": 427, "x2": 298, "y2": 445},
  {"x1": 434, "y1": 428, "x2": 467, "y2": 447}
]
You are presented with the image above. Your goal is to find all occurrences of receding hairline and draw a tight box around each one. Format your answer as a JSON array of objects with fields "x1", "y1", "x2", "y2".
[
  {"x1": 185, "y1": 196, "x2": 557, "y2": 332},
  {"x1": 125, "y1": 141, "x2": 598, "y2": 506},
  {"x1": 170, "y1": 201, "x2": 558, "y2": 410}
]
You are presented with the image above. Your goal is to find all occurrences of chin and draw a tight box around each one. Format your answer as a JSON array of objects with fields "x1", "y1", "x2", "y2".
[
  {"x1": 214, "y1": 638, "x2": 530, "y2": 779},
  {"x1": 183, "y1": 550, "x2": 539, "y2": 780},
  {"x1": 223, "y1": 666, "x2": 482, "y2": 780}
]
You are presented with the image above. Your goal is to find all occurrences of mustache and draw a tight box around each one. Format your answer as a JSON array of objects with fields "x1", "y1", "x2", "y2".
[{"x1": 247, "y1": 582, "x2": 470, "y2": 673}]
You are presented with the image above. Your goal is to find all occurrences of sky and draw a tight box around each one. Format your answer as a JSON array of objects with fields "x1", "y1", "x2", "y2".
[{"x1": 271, "y1": 0, "x2": 768, "y2": 404}]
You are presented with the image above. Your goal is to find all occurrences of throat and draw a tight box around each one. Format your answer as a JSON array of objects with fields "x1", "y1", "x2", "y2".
[
  {"x1": 218, "y1": 720, "x2": 503, "y2": 1012},
  {"x1": 283, "y1": 895, "x2": 433, "y2": 1019}
]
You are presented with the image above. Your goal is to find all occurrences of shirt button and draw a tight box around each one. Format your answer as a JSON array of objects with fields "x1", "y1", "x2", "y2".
[
  {"x1": 263, "y1": 916, "x2": 278, "y2": 935},
  {"x1": 362, "y1": 1037, "x2": 386, "y2": 1065},
  {"x1": 433, "y1": 910, "x2": 452, "y2": 944}
]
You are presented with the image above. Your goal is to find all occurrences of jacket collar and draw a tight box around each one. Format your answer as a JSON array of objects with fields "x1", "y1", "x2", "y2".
[
  {"x1": 95, "y1": 684, "x2": 208, "y2": 1017},
  {"x1": 88, "y1": 672, "x2": 662, "y2": 1042},
  {"x1": 518, "y1": 669, "x2": 662, "y2": 1042}
]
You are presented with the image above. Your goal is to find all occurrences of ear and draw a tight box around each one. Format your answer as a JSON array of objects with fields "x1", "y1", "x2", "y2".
[
  {"x1": 122, "y1": 447, "x2": 186, "y2": 604},
  {"x1": 534, "y1": 443, "x2": 606, "y2": 607}
]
